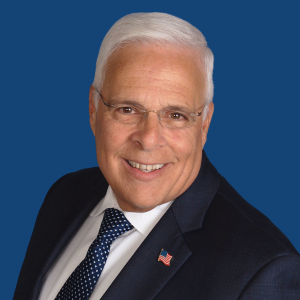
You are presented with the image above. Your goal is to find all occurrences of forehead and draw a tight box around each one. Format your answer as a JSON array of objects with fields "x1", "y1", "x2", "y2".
[{"x1": 102, "y1": 43, "x2": 206, "y2": 107}]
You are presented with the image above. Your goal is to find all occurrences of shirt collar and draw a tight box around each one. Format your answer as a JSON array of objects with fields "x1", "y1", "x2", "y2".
[{"x1": 90, "y1": 186, "x2": 173, "y2": 237}]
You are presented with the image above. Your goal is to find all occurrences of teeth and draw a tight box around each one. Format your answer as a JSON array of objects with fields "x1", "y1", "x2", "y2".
[{"x1": 128, "y1": 160, "x2": 164, "y2": 172}]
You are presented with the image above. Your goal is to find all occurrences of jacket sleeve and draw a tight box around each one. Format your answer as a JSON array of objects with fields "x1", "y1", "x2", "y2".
[{"x1": 239, "y1": 254, "x2": 300, "y2": 300}]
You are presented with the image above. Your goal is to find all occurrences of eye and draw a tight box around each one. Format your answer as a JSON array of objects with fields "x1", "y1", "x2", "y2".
[
  {"x1": 169, "y1": 112, "x2": 188, "y2": 120},
  {"x1": 117, "y1": 107, "x2": 136, "y2": 114}
]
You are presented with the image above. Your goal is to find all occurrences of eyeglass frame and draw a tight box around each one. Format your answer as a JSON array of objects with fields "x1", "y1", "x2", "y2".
[{"x1": 94, "y1": 87, "x2": 205, "y2": 128}]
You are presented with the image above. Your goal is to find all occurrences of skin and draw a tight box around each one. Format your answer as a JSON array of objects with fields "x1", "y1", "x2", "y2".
[{"x1": 89, "y1": 44, "x2": 214, "y2": 212}]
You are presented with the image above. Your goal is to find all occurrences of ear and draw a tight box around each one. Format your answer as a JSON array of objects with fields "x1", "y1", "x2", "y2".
[
  {"x1": 89, "y1": 85, "x2": 97, "y2": 136},
  {"x1": 201, "y1": 102, "x2": 214, "y2": 148}
]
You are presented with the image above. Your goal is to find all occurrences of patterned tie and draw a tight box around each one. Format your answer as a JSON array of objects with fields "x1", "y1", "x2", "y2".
[{"x1": 55, "y1": 208, "x2": 133, "y2": 300}]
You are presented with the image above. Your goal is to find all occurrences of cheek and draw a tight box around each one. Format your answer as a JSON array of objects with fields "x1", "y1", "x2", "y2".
[
  {"x1": 167, "y1": 127, "x2": 202, "y2": 160},
  {"x1": 95, "y1": 118, "x2": 130, "y2": 158}
]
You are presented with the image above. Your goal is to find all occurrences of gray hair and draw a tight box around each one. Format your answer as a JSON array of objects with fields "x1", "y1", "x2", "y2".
[{"x1": 92, "y1": 12, "x2": 214, "y2": 118}]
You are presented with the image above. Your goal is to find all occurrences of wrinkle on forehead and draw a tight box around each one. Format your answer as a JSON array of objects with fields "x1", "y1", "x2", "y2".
[
  {"x1": 111, "y1": 87, "x2": 195, "y2": 110},
  {"x1": 116, "y1": 75, "x2": 193, "y2": 95},
  {"x1": 102, "y1": 43, "x2": 206, "y2": 107}
]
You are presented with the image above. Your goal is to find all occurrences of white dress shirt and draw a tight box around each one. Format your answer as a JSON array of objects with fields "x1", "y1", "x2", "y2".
[{"x1": 38, "y1": 186, "x2": 173, "y2": 300}]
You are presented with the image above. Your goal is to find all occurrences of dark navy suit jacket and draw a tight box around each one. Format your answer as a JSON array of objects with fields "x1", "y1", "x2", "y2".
[{"x1": 14, "y1": 152, "x2": 300, "y2": 299}]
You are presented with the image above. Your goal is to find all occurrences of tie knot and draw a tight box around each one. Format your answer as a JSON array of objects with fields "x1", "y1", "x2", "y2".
[{"x1": 99, "y1": 208, "x2": 133, "y2": 241}]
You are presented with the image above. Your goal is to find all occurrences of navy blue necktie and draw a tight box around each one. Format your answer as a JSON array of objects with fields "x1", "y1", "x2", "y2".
[{"x1": 55, "y1": 208, "x2": 133, "y2": 300}]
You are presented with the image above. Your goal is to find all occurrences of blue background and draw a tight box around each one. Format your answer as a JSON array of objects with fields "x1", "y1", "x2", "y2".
[{"x1": 1, "y1": 0, "x2": 299, "y2": 298}]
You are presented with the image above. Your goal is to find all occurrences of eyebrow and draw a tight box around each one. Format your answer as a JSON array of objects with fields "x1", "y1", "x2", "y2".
[
  {"x1": 109, "y1": 99, "x2": 146, "y2": 110},
  {"x1": 109, "y1": 99, "x2": 195, "y2": 112}
]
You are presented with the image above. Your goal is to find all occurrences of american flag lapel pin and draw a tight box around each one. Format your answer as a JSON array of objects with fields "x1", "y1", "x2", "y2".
[{"x1": 158, "y1": 249, "x2": 173, "y2": 266}]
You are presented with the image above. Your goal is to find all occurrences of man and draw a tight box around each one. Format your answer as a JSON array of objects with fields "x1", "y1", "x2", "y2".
[{"x1": 14, "y1": 12, "x2": 300, "y2": 300}]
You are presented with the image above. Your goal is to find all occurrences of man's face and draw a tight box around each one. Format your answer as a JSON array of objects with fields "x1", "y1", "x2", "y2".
[{"x1": 89, "y1": 44, "x2": 214, "y2": 212}]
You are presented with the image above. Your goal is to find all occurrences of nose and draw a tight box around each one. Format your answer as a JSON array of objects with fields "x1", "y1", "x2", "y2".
[{"x1": 133, "y1": 112, "x2": 166, "y2": 151}]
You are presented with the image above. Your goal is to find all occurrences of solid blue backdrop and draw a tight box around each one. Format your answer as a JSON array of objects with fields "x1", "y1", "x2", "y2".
[{"x1": 1, "y1": 1, "x2": 299, "y2": 299}]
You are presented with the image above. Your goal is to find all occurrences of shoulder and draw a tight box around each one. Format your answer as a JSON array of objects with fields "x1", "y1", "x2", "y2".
[
  {"x1": 214, "y1": 175, "x2": 298, "y2": 256},
  {"x1": 13, "y1": 167, "x2": 108, "y2": 300},
  {"x1": 35, "y1": 167, "x2": 108, "y2": 226},
  {"x1": 207, "y1": 176, "x2": 300, "y2": 295},
  {"x1": 180, "y1": 174, "x2": 300, "y2": 298},
  {"x1": 43, "y1": 167, "x2": 105, "y2": 203},
  {"x1": 47, "y1": 167, "x2": 105, "y2": 195}
]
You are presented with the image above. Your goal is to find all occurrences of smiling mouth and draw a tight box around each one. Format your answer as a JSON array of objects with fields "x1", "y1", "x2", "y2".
[{"x1": 127, "y1": 160, "x2": 165, "y2": 172}]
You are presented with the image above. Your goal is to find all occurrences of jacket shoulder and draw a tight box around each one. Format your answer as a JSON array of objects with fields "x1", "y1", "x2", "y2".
[
  {"x1": 176, "y1": 175, "x2": 300, "y2": 299},
  {"x1": 215, "y1": 175, "x2": 298, "y2": 256},
  {"x1": 35, "y1": 167, "x2": 106, "y2": 224},
  {"x1": 13, "y1": 167, "x2": 107, "y2": 300},
  {"x1": 47, "y1": 167, "x2": 105, "y2": 196}
]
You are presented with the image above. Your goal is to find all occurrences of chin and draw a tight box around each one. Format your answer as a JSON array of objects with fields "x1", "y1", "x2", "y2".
[{"x1": 117, "y1": 191, "x2": 168, "y2": 212}]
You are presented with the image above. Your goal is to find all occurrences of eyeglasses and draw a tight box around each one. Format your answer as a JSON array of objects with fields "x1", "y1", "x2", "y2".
[{"x1": 95, "y1": 88, "x2": 204, "y2": 129}]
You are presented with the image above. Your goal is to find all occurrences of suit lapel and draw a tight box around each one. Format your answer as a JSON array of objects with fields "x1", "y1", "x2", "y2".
[
  {"x1": 172, "y1": 151, "x2": 221, "y2": 233},
  {"x1": 101, "y1": 207, "x2": 191, "y2": 300},
  {"x1": 102, "y1": 151, "x2": 220, "y2": 300}
]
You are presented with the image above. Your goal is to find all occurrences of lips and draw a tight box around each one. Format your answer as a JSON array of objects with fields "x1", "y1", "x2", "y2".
[{"x1": 127, "y1": 160, "x2": 164, "y2": 172}]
